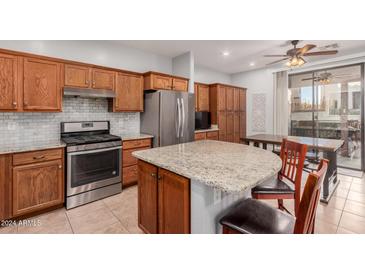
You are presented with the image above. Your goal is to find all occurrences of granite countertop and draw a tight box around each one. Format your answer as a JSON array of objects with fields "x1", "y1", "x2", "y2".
[
  {"x1": 133, "y1": 140, "x2": 282, "y2": 193},
  {"x1": 120, "y1": 133, "x2": 154, "y2": 141},
  {"x1": 195, "y1": 124, "x2": 219, "y2": 134},
  {"x1": 0, "y1": 140, "x2": 66, "y2": 155}
]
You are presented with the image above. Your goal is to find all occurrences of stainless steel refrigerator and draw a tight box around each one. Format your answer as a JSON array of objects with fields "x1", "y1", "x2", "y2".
[{"x1": 140, "y1": 90, "x2": 195, "y2": 147}]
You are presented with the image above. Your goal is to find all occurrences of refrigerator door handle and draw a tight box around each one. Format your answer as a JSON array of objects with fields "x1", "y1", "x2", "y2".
[
  {"x1": 180, "y1": 98, "x2": 185, "y2": 138},
  {"x1": 176, "y1": 98, "x2": 181, "y2": 138}
]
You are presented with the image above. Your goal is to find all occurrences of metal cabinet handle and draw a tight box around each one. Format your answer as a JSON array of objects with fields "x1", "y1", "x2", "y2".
[
  {"x1": 58, "y1": 165, "x2": 62, "y2": 169},
  {"x1": 33, "y1": 155, "x2": 45, "y2": 160},
  {"x1": 158, "y1": 175, "x2": 162, "y2": 180},
  {"x1": 151, "y1": 173, "x2": 156, "y2": 177},
  {"x1": 12, "y1": 102, "x2": 17, "y2": 106}
]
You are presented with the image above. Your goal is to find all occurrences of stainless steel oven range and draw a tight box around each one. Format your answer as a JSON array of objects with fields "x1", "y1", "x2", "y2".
[{"x1": 61, "y1": 121, "x2": 122, "y2": 209}]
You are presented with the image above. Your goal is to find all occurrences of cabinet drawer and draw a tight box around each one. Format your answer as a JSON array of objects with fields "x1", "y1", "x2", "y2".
[
  {"x1": 123, "y1": 138, "x2": 152, "y2": 149},
  {"x1": 13, "y1": 148, "x2": 63, "y2": 166},
  {"x1": 123, "y1": 147, "x2": 149, "y2": 167},
  {"x1": 206, "y1": 131, "x2": 219, "y2": 140},
  {"x1": 123, "y1": 165, "x2": 138, "y2": 186},
  {"x1": 194, "y1": 132, "x2": 206, "y2": 141}
]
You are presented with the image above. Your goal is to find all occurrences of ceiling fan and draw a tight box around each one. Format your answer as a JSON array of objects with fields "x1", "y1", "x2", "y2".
[
  {"x1": 301, "y1": 71, "x2": 352, "y2": 84},
  {"x1": 264, "y1": 40, "x2": 338, "y2": 67}
]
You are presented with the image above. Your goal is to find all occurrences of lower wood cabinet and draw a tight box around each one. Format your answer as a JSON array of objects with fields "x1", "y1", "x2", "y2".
[
  {"x1": 194, "y1": 130, "x2": 219, "y2": 141},
  {"x1": 122, "y1": 138, "x2": 152, "y2": 188},
  {"x1": 138, "y1": 160, "x2": 190, "y2": 234},
  {"x1": 12, "y1": 159, "x2": 64, "y2": 217},
  {"x1": 0, "y1": 154, "x2": 12, "y2": 220}
]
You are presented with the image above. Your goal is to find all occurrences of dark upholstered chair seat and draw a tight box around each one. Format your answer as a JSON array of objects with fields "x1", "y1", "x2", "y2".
[
  {"x1": 252, "y1": 177, "x2": 294, "y2": 195},
  {"x1": 220, "y1": 198, "x2": 295, "y2": 234}
]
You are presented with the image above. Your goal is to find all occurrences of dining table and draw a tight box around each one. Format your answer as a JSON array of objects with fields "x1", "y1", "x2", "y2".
[{"x1": 242, "y1": 134, "x2": 345, "y2": 203}]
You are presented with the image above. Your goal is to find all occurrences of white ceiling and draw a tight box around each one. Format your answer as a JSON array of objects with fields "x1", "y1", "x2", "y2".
[{"x1": 116, "y1": 40, "x2": 365, "y2": 74}]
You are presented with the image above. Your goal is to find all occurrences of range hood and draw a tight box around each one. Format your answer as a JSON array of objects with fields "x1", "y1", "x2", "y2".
[{"x1": 63, "y1": 87, "x2": 116, "y2": 98}]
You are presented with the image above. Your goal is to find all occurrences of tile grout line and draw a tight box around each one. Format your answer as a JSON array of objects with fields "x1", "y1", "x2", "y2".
[
  {"x1": 336, "y1": 178, "x2": 352, "y2": 233},
  {"x1": 65, "y1": 210, "x2": 75, "y2": 234},
  {"x1": 101, "y1": 199, "x2": 131, "y2": 233}
]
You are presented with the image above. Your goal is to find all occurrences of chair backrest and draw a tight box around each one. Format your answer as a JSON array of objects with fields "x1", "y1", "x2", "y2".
[
  {"x1": 279, "y1": 138, "x2": 308, "y2": 186},
  {"x1": 294, "y1": 159, "x2": 329, "y2": 234}
]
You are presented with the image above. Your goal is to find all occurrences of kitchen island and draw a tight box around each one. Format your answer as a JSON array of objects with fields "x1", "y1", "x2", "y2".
[{"x1": 133, "y1": 140, "x2": 282, "y2": 234}]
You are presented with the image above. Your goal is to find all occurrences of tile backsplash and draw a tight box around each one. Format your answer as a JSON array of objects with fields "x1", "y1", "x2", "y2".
[{"x1": 0, "y1": 97, "x2": 140, "y2": 146}]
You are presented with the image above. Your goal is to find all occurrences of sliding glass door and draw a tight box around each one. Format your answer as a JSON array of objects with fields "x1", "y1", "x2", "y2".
[{"x1": 288, "y1": 64, "x2": 363, "y2": 170}]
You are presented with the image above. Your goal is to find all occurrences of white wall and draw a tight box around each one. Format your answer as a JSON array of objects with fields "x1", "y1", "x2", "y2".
[
  {"x1": 0, "y1": 40, "x2": 172, "y2": 74},
  {"x1": 172, "y1": 51, "x2": 195, "y2": 93},
  {"x1": 194, "y1": 65, "x2": 231, "y2": 84},
  {"x1": 231, "y1": 68, "x2": 274, "y2": 136}
]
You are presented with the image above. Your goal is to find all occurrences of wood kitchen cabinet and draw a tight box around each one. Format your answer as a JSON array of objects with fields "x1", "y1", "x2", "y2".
[
  {"x1": 143, "y1": 71, "x2": 188, "y2": 92},
  {"x1": 0, "y1": 53, "x2": 19, "y2": 111},
  {"x1": 138, "y1": 160, "x2": 190, "y2": 234},
  {"x1": 12, "y1": 148, "x2": 64, "y2": 217},
  {"x1": 195, "y1": 83, "x2": 209, "y2": 112},
  {"x1": 0, "y1": 154, "x2": 12, "y2": 220},
  {"x1": 122, "y1": 138, "x2": 152, "y2": 187},
  {"x1": 112, "y1": 72, "x2": 143, "y2": 112},
  {"x1": 194, "y1": 130, "x2": 219, "y2": 141},
  {"x1": 210, "y1": 83, "x2": 246, "y2": 143},
  {"x1": 23, "y1": 57, "x2": 62, "y2": 111},
  {"x1": 64, "y1": 65, "x2": 115, "y2": 91}
]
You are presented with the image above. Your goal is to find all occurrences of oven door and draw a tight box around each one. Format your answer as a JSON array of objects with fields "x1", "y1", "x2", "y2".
[{"x1": 67, "y1": 146, "x2": 122, "y2": 196}]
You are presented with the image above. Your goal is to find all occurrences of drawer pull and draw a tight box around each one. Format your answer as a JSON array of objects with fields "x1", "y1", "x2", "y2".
[
  {"x1": 151, "y1": 173, "x2": 156, "y2": 177},
  {"x1": 58, "y1": 165, "x2": 62, "y2": 169},
  {"x1": 33, "y1": 155, "x2": 45, "y2": 160}
]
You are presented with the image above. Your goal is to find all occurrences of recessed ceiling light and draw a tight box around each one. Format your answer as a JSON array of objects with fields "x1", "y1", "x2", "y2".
[
  {"x1": 222, "y1": 51, "x2": 230, "y2": 56},
  {"x1": 249, "y1": 62, "x2": 255, "y2": 66}
]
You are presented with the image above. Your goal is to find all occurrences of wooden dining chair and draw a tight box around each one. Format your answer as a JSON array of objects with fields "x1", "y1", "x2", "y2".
[
  {"x1": 220, "y1": 159, "x2": 328, "y2": 234},
  {"x1": 251, "y1": 138, "x2": 307, "y2": 216}
]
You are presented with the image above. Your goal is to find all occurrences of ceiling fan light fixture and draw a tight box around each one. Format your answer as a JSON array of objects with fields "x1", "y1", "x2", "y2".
[{"x1": 286, "y1": 56, "x2": 306, "y2": 68}]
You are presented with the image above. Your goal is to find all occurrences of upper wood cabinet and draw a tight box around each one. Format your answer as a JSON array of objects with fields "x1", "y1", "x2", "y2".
[
  {"x1": 64, "y1": 65, "x2": 115, "y2": 91},
  {"x1": 113, "y1": 73, "x2": 143, "y2": 112},
  {"x1": 217, "y1": 86, "x2": 226, "y2": 111},
  {"x1": 23, "y1": 58, "x2": 62, "y2": 111},
  {"x1": 92, "y1": 68, "x2": 115, "y2": 90},
  {"x1": 233, "y1": 88, "x2": 240, "y2": 111},
  {"x1": 195, "y1": 83, "x2": 209, "y2": 112},
  {"x1": 64, "y1": 64, "x2": 91, "y2": 88},
  {"x1": 239, "y1": 88, "x2": 246, "y2": 111},
  {"x1": 0, "y1": 53, "x2": 19, "y2": 111},
  {"x1": 172, "y1": 77, "x2": 188, "y2": 92},
  {"x1": 144, "y1": 72, "x2": 188, "y2": 92},
  {"x1": 226, "y1": 87, "x2": 234, "y2": 111}
]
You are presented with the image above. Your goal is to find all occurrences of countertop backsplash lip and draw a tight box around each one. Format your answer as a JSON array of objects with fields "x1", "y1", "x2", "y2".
[{"x1": 0, "y1": 97, "x2": 140, "y2": 148}]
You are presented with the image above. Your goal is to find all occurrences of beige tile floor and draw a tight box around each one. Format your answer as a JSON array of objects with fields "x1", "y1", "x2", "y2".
[{"x1": 1, "y1": 173, "x2": 365, "y2": 234}]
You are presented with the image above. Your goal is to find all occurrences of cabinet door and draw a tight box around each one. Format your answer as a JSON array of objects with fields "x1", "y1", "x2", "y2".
[
  {"x1": 152, "y1": 74, "x2": 172, "y2": 90},
  {"x1": 206, "y1": 131, "x2": 219, "y2": 140},
  {"x1": 12, "y1": 159, "x2": 64, "y2": 216},
  {"x1": 23, "y1": 58, "x2": 62, "y2": 111},
  {"x1": 0, "y1": 53, "x2": 18, "y2": 110},
  {"x1": 172, "y1": 78, "x2": 188, "y2": 92},
  {"x1": 226, "y1": 112, "x2": 234, "y2": 142},
  {"x1": 0, "y1": 154, "x2": 12, "y2": 220},
  {"x1": 64, "y1": 64, "x2": 91, "y2": 88},
  {"x1": 239, "y1": 89, "x2": 246, "y2": 111},
  {"x1": 217, "y1": 111, "x2": 227, "y2": 141},
  {"x1": 138, "y1": 160, "x2": 158, "y2": 234},
  {"x1": 114, "y1": 73, "x2": 143, "y2": 112},
  {"x1": 194, "y1": 83, "x2": 198, "y2": 111},
  {"x1": 158, "y1": 168, "x2": 190, "y2": 234},
  {"x1": 198, "y1": 84, "x2": 209, "y2": 111},
  {"x1": 233, "y1": 88, "x2": 240, "y2": 111},
  {"x1": 194, "y1": 132, "x2": 206, "y2": 141},
  {"x1": 234, "y1": 112, "x2": 240, "y2": 143},
  {"x1": 239, "y1": 111, "x2": 246, "y2": 139},
  {"x1": 217, "y1": 86, "x2": 226, "y2": 111},
  {"x1": 226, "y1": 87, "x2": 234, "y2": 111},
  {"x1": 92, "y1": 68, "x2": 115, "y2": 90}
]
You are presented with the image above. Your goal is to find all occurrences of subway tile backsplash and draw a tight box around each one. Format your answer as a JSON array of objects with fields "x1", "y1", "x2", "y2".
[{"x1": 0, "y1": 97, "x2": 140, "y2": 146}]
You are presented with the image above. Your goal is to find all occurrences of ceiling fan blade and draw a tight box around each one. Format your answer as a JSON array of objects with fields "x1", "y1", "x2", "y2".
[
  {"x1": 304, "y1": 50, "x2": 338, "y2": 56},
  {"x1": 298, "y1": 44, "x2": 316, "y2": 55},
  {"x1": 301, "y1": 77, "x2": 315, "y2": 81},
  {"x1": 266, "y1": 57, "x2": 290, "y2": 65},
  {"x1": 263, "y1": 54, "x2": 289, "y2": 57}
]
